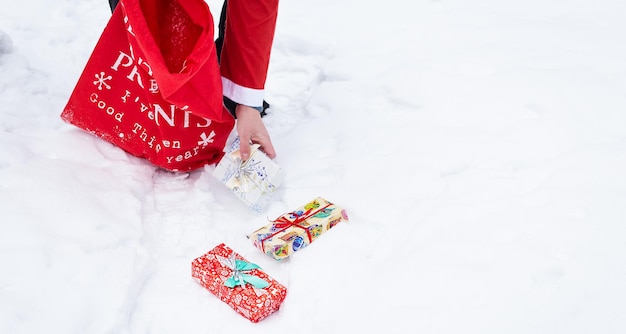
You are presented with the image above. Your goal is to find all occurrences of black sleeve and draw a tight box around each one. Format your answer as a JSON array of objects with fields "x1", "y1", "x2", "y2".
[{"x1": 108, "y1": 0, "x2": 119, "y2": 13}]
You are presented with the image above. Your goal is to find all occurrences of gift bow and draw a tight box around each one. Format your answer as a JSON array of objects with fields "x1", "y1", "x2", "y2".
[
  {"x1": 224, "y1": 144, "x2": 267, "y2": 193},
  {"x1": 222, "y1": 254, "x2": 270, "y2": 289},
  {"x1": 259, "y1": 202, "x2": 333, "y2": 250}
]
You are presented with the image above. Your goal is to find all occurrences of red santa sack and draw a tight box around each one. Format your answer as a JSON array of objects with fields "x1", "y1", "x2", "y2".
[{"x1": 61, "y1": 0, "x2": 235, "y2": 172}]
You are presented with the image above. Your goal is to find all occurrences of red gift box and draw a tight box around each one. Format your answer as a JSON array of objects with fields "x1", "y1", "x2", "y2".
[{"x1": 191, "y1": 243, "x2": 287, "y2": 322}]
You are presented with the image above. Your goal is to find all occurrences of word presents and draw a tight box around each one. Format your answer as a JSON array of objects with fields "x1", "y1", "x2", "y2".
[
  {"x1": 111, "y1": 45, "x2": 213, "y2": 129},
  {"x1": 111, "y1": 45, "x2": 153, "y2": 91},
  {"x1": 151, "y1": 104, "x2": 212, "y2": 128}
]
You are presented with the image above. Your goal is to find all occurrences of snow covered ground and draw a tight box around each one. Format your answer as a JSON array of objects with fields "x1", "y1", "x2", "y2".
[{"x1": 2, "y1": 0, "x2": 626, "y2": 333}]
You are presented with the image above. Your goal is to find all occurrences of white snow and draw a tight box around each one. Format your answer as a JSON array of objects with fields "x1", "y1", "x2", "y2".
[{"x1": 2, "y1": 0, "x2": 626, "y2": 333}]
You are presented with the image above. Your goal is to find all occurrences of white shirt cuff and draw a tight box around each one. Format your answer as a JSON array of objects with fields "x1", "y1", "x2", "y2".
[{"x1": 221, "y1": 76, "x2": 264, "y2": 108}]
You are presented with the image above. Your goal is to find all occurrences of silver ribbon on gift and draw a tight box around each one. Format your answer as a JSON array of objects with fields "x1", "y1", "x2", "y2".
[
  {"x1": 219, "y1": 254, "x2": 269, "y2": 289},
  {"x1": 224, "y1": 144, "x2": 272, "y2": 194}
]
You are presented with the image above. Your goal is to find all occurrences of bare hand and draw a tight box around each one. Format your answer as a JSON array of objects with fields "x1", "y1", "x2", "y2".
[{"x1": 235, "y1": 104, "x2": 276, "y2": 161}]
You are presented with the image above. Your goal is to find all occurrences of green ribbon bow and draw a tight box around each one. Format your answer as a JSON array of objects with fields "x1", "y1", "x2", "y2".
[{"x1": 223, "y1": 256, "x2": 270, "y2": 289}]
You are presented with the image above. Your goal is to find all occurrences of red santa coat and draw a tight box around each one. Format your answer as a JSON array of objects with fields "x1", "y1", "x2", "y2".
[{"x1": 220, "y1": 0, "x2": 279, "y2": 109}]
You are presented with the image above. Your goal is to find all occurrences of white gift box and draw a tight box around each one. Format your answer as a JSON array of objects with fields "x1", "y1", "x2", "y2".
[{"x1": 213, "y1": 137, "x2": 285, "y2": 212}]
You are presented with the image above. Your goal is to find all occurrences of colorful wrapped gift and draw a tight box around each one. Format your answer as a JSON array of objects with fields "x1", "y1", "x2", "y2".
[
  {"x1": 212, "y1": 137, "x2": 285, "y2": 212},
  {"x1": 248, "y1": 197, "x2": 349, "y2": 261},
  {"x1": 191, "y1": 243, "x2": 288, "y2": 323}
]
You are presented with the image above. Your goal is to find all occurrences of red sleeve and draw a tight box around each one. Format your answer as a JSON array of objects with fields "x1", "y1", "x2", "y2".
[{"x1": 219, "y1": 0, "x2": 279, "y2": 107}]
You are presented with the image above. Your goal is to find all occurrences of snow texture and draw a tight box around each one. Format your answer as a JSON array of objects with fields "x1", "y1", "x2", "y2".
[{"x1": 1, "y1": 0, "x2": 626, "y2": 333}]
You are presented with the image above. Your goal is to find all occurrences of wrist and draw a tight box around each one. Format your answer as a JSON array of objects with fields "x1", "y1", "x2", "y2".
[
  {"x1": 235, "y1": 104, "x2": 262, "y2": 119},
  {"x1": 224, "y1": 96, "x2": 263, "y2": 118}
]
